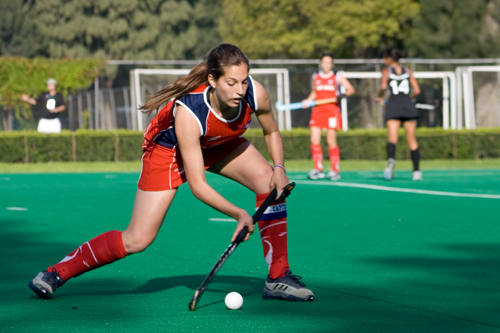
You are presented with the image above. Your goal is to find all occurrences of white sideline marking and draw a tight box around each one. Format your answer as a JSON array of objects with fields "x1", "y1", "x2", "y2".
[
  {"x1": 6, "y1": 207, "x2": 28, "y2": 211},
  {"x1": 295, "y1": 180, "x2": 500, "y2": 199},
  {"x1": 209, "y1": 218, "x2": 236, "y2": 222}
]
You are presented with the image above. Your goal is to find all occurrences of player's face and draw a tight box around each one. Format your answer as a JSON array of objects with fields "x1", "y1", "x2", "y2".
[
  {"x1": 47, "y1": 84, "x2": 56, "y2": 91},
  {"x1": 320, "y1": 56, "x2": 333, "y2": 73},
  {"x1": 212, "y1": 64, "x2": 249, "y2": 108},
  {"x1": 383, "y1": 56, "x2": 393, "y2": 66}
]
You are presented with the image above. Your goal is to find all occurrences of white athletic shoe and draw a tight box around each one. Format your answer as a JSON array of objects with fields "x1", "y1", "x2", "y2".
[
  {"x1": 326, "y1": 170, "x2": 341, "y2": 181},
  {"x1": 308, "y1": 169, "x2": 325, "y2": 180},
  {"x1": 384, "y1": 158, "x2": 396, "y2": 180},
  {"x1": 412, "y1": 170, "x2": 423, "y2": 181},
  {"x1": 262, "y1": 270, "x2": 314, "y2": 301}
]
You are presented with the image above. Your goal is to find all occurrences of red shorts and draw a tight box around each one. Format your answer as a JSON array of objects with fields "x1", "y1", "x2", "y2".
[
  {"x1": 138, "y1": 137, "x2": 248, "y2": 191},
  {"x1": 309, "y1": 108, "x2": 342, "y2": 130}
]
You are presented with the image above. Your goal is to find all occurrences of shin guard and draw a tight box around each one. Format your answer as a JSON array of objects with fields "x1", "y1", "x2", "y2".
[
  {"x1": 47, "y1": 230, "x2": 127, "y2": 282},
  {"x1": 256, "y1": 193, "x2": 289, "y2": 279},
  {"x1": 311, "y1": 144, "x2": 323, "y2": 171}
]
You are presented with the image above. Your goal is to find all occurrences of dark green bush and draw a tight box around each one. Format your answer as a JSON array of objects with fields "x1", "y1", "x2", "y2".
[
  {"x1": 247, "y1": 127, "x2": 500, "y2": 161},
  {"x1": 1, "y1": 127, "x2": 499, "y2": 163}
]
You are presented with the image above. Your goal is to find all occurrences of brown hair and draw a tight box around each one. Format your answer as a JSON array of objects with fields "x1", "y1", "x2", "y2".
[
  {"x1": 383, "y1": 48, "x2": 407, "y2": 62},
  {"x1": 140, "y1": 44, "x2": 250, "y2": 114}
]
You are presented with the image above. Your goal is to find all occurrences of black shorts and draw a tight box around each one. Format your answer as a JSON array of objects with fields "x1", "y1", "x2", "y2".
[
  {"x1": 384, "y1": 99, "x2": 419, "y2": 122},
  {"x1": 386, "y1": 116, "x2": 419, "y2": 123}
]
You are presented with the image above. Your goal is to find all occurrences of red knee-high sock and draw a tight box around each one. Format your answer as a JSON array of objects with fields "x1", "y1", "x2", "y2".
[
  {"x1": 329, "y1": 146, "x2": 340, "y2": 173},
  {"x1": 256, "y1": 193, "x2": 289, "y2": 279},
  {"x1": 311, "y1": 144, "x2": 323, "y2": 171},
  {"x1": 47, "y1": 230, "x2": 127, "y2": 282}
]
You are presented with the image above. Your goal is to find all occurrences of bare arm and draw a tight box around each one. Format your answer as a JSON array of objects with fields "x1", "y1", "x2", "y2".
[
  {"x1": 408, "y1": 69, "x2": 421, "y2": 99},
  {"x1": 174, "y1": 105, "x2": 254, "y2": 241},
  {"x1": 337, "y1": 74, "x2": 355, "y2": 97},
  {"x1": 22, "y1": 94, "x2": 37, "y2": 106},
  {"x1": 301, "y1": 81, "x2": 316, "y2": 107},
  {"x1": 376, "y1": 68, "x2": 389, "y2": 105},
  {"x1": 253, "y1": 81, "x2": 290, "y2": 193},
  {"x1": 53, "y1": 104, "x2": 66, "y2": 113}
]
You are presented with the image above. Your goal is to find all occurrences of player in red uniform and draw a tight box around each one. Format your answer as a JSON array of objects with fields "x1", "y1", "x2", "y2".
[
  {"x1": 28, "y1": 44, "x2": 314, "y2": 302},
  {"x1": 302, "y1": 53, "x2": 355, "y2": 180}
]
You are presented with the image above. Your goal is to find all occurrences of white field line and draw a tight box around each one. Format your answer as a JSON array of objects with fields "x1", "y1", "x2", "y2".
[
  {"x1": 6, "y1": 207, "x2": 28, "y2": 211},
  {"x1": 295, "y1": 180, "x2": 500, "y2": 199},
  {"x1": 209, "y1": 218, "x2": 236, "y2": 222},
  {"x1": 292, "y1": 171, "x2": 500, "y2": 180}
]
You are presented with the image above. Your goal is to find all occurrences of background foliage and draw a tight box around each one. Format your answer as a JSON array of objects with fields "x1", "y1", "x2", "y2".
[
  {"x1": 1, "y1": 0, "x2": 499, "y2": 60},
  {"x1": 219, "y1": 0, "x2": 420, "y2": 58},
  {"x1": 0, "y1": 57, "x2": 105, "y2": 124},
  {"x1": 3, "y1": 0, "x2": 221, "y2": 60},
  {"x1": 1, "y1": 128, "x2": 499, "y2": 163},
  {"x1": 407, "y1": 0, "x2": 500, "y2": 58}
]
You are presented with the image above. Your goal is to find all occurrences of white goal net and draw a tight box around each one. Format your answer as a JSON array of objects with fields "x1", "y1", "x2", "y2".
[
  {"x1": 338, "y1": 71, "x2": 457, "y2": 130},
  {"x1": 130, "y1": 68, "x2": 291, "y2": 131}
]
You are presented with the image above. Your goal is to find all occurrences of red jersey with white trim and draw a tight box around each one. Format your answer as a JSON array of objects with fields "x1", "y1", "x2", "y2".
[
  {"x1": 312, "y1": 71, "x2": 339, "y2": 113},
  {"x1": 143, "y1": 76, "x2": 257, "y2": 151}
]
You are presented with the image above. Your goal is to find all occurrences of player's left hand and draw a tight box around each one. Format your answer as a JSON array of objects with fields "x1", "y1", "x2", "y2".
[{"x1": 270, "y1": 166, "x2": 289, "y2": 201}]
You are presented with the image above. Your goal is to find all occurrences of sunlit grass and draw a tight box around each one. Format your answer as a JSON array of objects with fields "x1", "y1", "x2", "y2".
[{"x1": 1, "y1": 158, "x2": 498, "y2": 174}]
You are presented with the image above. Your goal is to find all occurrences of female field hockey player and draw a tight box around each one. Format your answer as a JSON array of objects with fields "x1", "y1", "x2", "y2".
[
  {"x1": 28, "y1": 44, "x2": 314, "y2": 302},
  {"x1": 376, "y1": 48, "x2": 422, "y2": 181},
  {"x1": 302, "y1": 52, "x2": 355, "y2": 180}
]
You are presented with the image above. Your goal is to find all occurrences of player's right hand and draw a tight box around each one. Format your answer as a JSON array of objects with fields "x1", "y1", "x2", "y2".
[
  {"x1": 231, "y1": 209, "x2": 254, "y2": 242},
  {"x1": 375, "y1": 97, "x2": 386, "y2": 106}
]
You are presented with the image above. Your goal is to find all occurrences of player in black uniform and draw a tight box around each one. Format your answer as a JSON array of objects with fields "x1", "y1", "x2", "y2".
[{"x1": 376, "y1": 48, "x2": 422, "y2": 181}]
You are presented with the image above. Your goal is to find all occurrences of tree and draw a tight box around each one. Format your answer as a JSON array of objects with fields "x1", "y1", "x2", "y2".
[
  {"x1": 0, "y1": 0, "x2": 47, "y2": 57},
  {"x1": 218, "y1": 0, "x2": 420, "y2": 59},
  {"x1": 23, "y1": 0, "x2": 221, "y2": 60},
  {"x1": 407, "y1": 0, "x2": 500, "y2": 58}
]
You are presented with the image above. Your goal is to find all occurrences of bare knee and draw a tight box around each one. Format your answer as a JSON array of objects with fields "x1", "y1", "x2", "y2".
[
  {"x1": 256, "y1": 166, "x2": 274, "y2": 193},
  {"x1": 122, "y1": 229, "x2": 157, "y2": 254},
  {"x1": 408, "y1": 141, "x2": 419, "y2": 151},
  {"x1": 326, "y1": 132, "x2": 337, "y2": 148},
  {"x1": 310, "y1": 127, "x2": 321, "y2": 145}
]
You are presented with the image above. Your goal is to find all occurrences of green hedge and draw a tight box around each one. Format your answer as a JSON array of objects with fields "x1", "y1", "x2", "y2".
[
  {"x1": 247, "y1": 127, "x2": 500, "y2": 161},
  {"x1": 0, "y1": 130, "x2": 144, "y2": 163},
  {"x1": 1, "y1": 128, "x2": 500, "y2": 163}
]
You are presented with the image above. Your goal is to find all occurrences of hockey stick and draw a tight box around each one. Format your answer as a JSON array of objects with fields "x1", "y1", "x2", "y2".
[
  {"x1": 188, "y1": 182, "x2": 296, "y2": 311},
  {"x1": 275, "y1": 97, "x2": 337, "y2": 112}
]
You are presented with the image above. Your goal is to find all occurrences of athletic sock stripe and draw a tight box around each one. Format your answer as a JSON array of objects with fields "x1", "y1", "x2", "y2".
[
  {"x1": 256, "y1": 203, "x2": 287, "y2": 221},
  {"x1": 259, "y1": 221, "x2": 287, "y2": 234}
]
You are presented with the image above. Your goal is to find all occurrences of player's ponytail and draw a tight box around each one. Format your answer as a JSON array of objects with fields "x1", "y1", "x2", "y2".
[
  {"x1": 140, "y1": 62, "x2": 208, "y2": 115},
  {"x1": 140, "y1": 44, "x2": 250, "y2": 115}
]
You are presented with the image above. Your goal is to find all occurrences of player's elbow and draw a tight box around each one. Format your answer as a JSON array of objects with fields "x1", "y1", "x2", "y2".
[{"x1": 187, "y1": 180, "x2": 207, "y2": 201}]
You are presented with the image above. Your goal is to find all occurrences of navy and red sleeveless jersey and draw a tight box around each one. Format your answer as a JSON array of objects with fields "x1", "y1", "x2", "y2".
[{"x1": 143, "y1": 76, "x2": 258, "y2": 151}]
